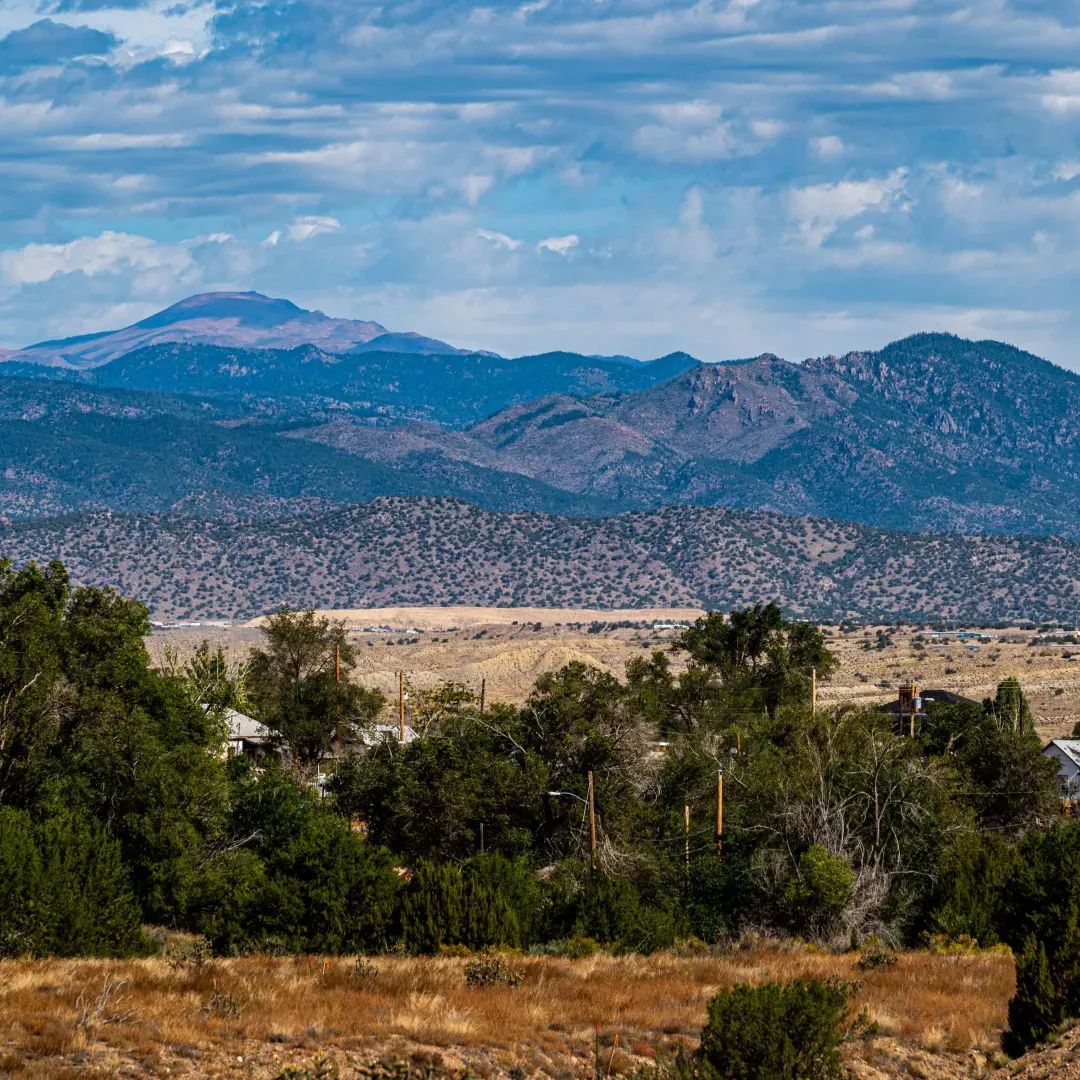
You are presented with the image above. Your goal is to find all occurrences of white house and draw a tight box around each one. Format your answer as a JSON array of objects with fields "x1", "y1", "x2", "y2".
[
  {"x1": 223, "y1": 707, "x2": 274, "y2": 758},
  {"x1": 1042, "y1": 739, "x2": 1080, "y2": 797}
]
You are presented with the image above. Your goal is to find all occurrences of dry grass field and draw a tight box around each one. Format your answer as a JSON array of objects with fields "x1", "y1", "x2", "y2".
[
  {"x1": 0, "y1": 949, "x2": 1015, "y2": 1080},
  {"x1": 150, "y1": 608, "x2": 1080, "y2": 737}
]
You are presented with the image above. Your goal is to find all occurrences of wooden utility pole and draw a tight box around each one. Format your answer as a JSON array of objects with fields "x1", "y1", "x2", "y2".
[
  {"x1": 335, "y1": 642, "x2": 340, "y2": 684},
  {"x1": 716, "y1": 770, "x2": 723, "y2": 858},
  {"x1": 399, "y1": 671, "x2": 406, "y2": 745},
  {"x1": 480, "y1": 823, "x2": 485, "y2": 854},
  {"x1": 684, "y1": 804, "x2": 691, "y2": 868},
  {"x1": 480, "y1": 678, "x2": 486, "y2": 714},
  {"x1": 587, "y1": 771, "x2": 597, "y2": 872},
  {"x1": 811, "y1": 666, "x2": 817, "y2": 714}
]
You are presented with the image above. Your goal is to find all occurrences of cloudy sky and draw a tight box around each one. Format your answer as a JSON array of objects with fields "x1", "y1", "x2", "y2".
[{"x1": 2, "y1": 0, "x2": 1080, "y2": 364}]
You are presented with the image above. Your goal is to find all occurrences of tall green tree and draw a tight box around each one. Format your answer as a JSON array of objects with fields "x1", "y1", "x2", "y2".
[{"x1": 247, "y1": 607, "x2": 384, "y2": 767}]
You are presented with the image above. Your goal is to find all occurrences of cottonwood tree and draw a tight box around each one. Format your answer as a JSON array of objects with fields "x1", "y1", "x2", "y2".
[{"x1": 247, "y1": 607, "x2": 385, "y2": 770}]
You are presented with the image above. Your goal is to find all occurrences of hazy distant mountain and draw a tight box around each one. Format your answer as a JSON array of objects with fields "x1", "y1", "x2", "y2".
[
  {"x1": 6, "y1": 291, "x2": 472, "y2": 369},
  {"x1": 7, "y1": 341, "x2": 697, "y2": 425}
]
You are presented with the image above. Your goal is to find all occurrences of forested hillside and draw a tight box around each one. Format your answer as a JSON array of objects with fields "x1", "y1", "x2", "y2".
[{"x1": 4, "y1": 497, "x2": 1079, "y2": 622}]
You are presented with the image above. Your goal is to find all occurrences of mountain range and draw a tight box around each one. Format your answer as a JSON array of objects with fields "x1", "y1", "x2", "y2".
[{"x1": 4, "y1": 291, "x2": 1080, "y2": 546}]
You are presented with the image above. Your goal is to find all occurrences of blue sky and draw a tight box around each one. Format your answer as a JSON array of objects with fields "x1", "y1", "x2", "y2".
[{"x1": 2, "y1": 0, "x2": 1080, "y2": 364}]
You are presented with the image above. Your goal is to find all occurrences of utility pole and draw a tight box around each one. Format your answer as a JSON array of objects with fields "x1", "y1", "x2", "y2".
[
  {"x1": 811, "y1": 666, "x2": 817, "y2": 715},
  {"x1": 335, "y1": 642, "x2": 340, "y2": 684},
  {"x1": 399, "y1": 670, "x2": 406, "y2": 745},
  {"x1": 684, "y1": 804, "x2": 691, "y2": 869},
  {"x1": 588, "y1": 771, "x2": 597, "y2": 872},
  {"x1": 480, "y1": 678, "x2": 486, "y2": 714},
  {"x1": 480, "y1": 823, "x2": 484, "y2": 854},
  {"x1": 716, "y1": 771, "x2": 723, "y2": 858}
]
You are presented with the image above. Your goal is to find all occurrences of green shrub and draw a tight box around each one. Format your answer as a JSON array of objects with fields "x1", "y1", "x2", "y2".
[
  {"x1": 0, "y1": 808, "x2": 145, "y2": 958},
  {"x1": 568, "y1": 875, "x2": 675, "y2": 953},
  {"x1": 1003, "y1": 937, "x2": 1062, "y2": 1057},
  {"x1": 855, "y1": 945, "x2": 898, "y2": 971},
  {"x1": 399, "y1": 860, "x2": 521, "y2": 954},
  {"x1": 694, "y1": 977, "x2": 857, "y2": 1080}
]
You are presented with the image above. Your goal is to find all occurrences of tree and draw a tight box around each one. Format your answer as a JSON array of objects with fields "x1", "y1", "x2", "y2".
[
  {"x1": 1003, "y1": 938, "x2": 1061, "y2": 1056},
  {"x1": 675, "y1": 604, "x2": 837, "y2": 714},
  {"x1": 922, "y1": 698, "x2": 1059, "y2": 834},
  {"x1": 330, "y1": 709, "x2": 543, "y2": 861},
  {"x1": 992, "y1": 677, "x2": 1034, "y2": 736},
  {"x1": 247, "y1": 607, "x2": 384, "y2": 768}
]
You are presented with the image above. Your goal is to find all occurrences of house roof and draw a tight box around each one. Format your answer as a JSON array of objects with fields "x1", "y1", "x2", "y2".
[
  {"x1": 364, "y1": 723, "x2": 419, "y2": 745},
  {"x1": 224, "y1": 708, "x2": 271, "y2": 742},
  {"x1": 1045, "y1": 740, "x2": 1080, "y2": 769},
  {"x1": 878, "y1": 689, "x2": 977, "y2": 714}
]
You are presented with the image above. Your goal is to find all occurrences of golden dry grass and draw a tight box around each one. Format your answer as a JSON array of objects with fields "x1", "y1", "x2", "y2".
[{"x1": 0, "y1": 950, "x2": 1014, "y2": 1080}]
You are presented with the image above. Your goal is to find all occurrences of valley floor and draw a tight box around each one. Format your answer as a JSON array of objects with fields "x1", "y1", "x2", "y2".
[
  {"x1": 150, "y1": 609, "x2": 1080, "y2": 738},
  {"x1": 0, "y1": 950, "x2": 1014, "y2": 1080}
]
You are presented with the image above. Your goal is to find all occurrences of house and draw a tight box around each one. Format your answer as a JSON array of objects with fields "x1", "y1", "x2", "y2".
[
  {"x1": 361, "y1": 723, "x2": 420, "y2": 747},
  {"x1": 223, "y1": 708, "x2": 274, "y2": 759},
  {"x1": 877, "y1": 680, "x2": 977, "y2": 736},
  {"x1": 219, "y1": 707, "x2": 420, "y2": 763},
  {"x1": 1043, "y1": 740, "x2": 1080, "y2": 798}
]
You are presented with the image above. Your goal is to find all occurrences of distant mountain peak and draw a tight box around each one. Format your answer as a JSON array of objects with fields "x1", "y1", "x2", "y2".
[
  {"x1": 8, "y1": 291, "x2": 479, "y2": 369},
  {"x1": 134, "y1": 291, "x2": 313, "y2": 330}
]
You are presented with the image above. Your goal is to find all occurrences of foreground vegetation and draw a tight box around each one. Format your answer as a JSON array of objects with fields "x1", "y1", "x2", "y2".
[
  {"x1": 0, "y1": 950, "x2": 1013, "y2": 1080},
  {"x1": 3, "y1": 556, "x2": 1080, "y2": 1058}
]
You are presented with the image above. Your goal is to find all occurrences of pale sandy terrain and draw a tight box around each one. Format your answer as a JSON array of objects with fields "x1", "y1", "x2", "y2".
[
  {"x1": 149, "y1": 609, "x2": 1080, "y2": 736},
  {"x1": 243, "y1": 605, "x2": 705, "y2": 630}
]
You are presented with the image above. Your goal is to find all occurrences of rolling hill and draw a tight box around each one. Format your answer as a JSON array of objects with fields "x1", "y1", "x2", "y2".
[{"x1": 3, "y1": 496, "x2": 1078, "y2": 624}]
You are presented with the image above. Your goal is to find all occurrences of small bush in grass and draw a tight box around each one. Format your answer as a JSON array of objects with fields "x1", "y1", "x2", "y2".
[
  {"x1": 351, "y1": 958, "x2": 379, "y2": 981},
  {"x1": 692, "y1": 977, "x2": 858, "y2": 1080},
  {"x1": 464, "y1": 953, "x2": 522, "y2": 989},
  {"x1": 855, "y1": 939, "x2": 898, "y2": 971}
]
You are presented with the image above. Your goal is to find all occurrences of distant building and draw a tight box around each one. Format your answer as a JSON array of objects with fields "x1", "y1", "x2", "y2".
[
  {"x1": 221, "y1": 710, "x2": 419, "y2": 762},
  {"x1": 1043, "y1": 740, "x2": 1080, "y2": 798},
  {"x1": 223, "y1": 708, "x2": 274, "y2": 759},
  {"x1": 877, "y1": 680, "x2": 977, "y2": 736}
]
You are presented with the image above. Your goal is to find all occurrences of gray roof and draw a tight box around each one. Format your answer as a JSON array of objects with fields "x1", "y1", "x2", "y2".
[
  {"x1": 224, "y1": 708, "x2": 272, "y2": 742},
  {"x1": 1045, "y1": 739, "x2": 1080, "y2": 768}
]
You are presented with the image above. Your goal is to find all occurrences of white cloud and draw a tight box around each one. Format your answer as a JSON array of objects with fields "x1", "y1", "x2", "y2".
[
  {"x1": 0, "y1": 231, "x2": 192, "y2": 289},
  {"x1": 789, "y1": 170, "x2": 909, "y2": 248},
  {"x1": 263, "y1": 230, "x2": 282, "y2": 247},
  {"x1": 537, "y1": 234, "x2": 579, "y2": 255},
  {"x1": 810, "y1": 135, "x2": 845, "y2": 160},
  {"x1": 287, "y1": 216, "x2": 341, "y2": 242},
  {"x1": 51, "y1": 132, "x2": 189, "y2": 150},
  {"x1": 477, "y1": 229, "x2": 522, "y2": 250}
]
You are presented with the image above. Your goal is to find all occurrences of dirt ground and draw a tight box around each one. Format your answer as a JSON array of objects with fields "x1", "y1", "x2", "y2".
[
  {"x1": 148, "y1": 610, "x2": 1080, "y2": 739},
  {"x1": 0, "y1": 949, "x2": 1015, "y2": 1080}
]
